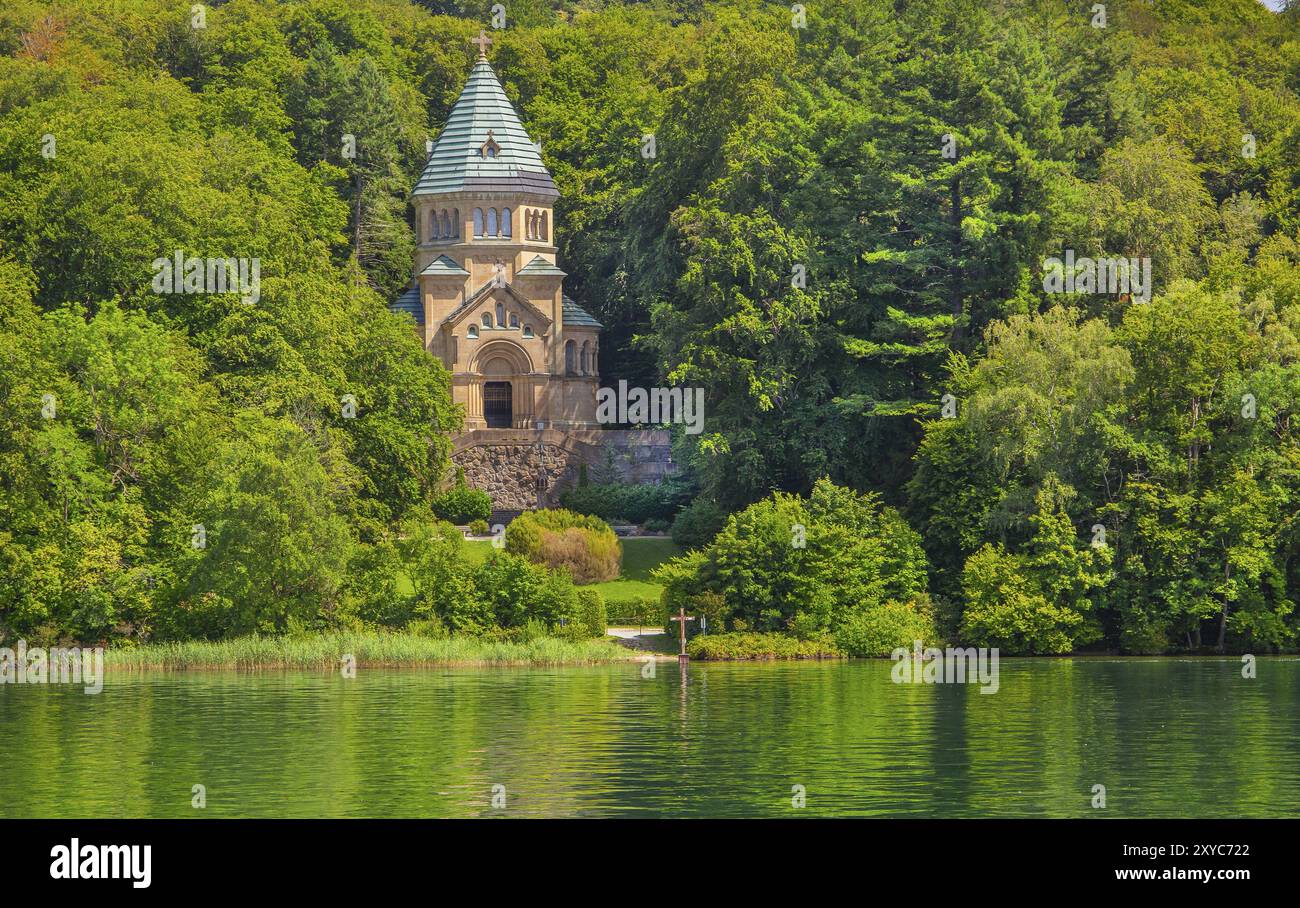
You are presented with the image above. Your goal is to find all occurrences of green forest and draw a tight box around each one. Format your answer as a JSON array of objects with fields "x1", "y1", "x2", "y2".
[{"x1": 2, "y1": 0, "x2": 1300, "y2": 655}]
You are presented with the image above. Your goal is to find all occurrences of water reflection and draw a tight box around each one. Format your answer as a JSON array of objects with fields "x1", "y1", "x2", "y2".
[{"x1": 0, "y1": 658, "x2": 1296, "y2": 818}]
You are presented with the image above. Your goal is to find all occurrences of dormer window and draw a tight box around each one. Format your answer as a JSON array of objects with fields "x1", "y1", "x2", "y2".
[{"x1": 479, "y1": 130, "x2": 501, "y2": 159}]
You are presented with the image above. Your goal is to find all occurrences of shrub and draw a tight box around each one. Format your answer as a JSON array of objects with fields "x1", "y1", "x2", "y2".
[
  {"x1": 559, "y1": 479, "x2": 693, "y2": 524},
  {"x1": 670, "y1": 497, "x2": 728, "y2": 549},
  {"x1": 472, "y1": 551, "x2": 581, "y2": 631},
  {"x1": 655, "y1": 480, "x2": 930, "y2": 634},
  {"x1": 431, "y1": 481, "x2": 492, "y2": 524},
  {"x1": 642, "y1": 518, "x2": 670, "y2": 533},
  {"x1": 834, "y1": 597, "x2": 940, "y2": 657},
  {"x1": 402, "y1": 520, "x2": 491, "y2": 634},
  {"x1": 687, "y1": 632, "x2": 843, "y2": 660},
  {"x1": 505, "y1": 509, "x2": 622, "y2": 583},
  {"x1": 606, "y1": 595, "x2": 663, "y2": 626},
  {"x1": 575, "y1": 589, "x2": 607, "y2": 638},
  {"x1": 343, "y1": 538, "x2": 414, "y2": 627},
  {"x1": 467, "y1": 518, "x2": 490, "y2": 536},
  {"x1": 407, "y1": 618, "x2": 449, "y2": 639}
]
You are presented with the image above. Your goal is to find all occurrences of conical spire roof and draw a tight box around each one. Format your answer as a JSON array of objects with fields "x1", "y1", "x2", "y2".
[{"x1": 414, "y1": 58, "x2": 557, "y2": 199}]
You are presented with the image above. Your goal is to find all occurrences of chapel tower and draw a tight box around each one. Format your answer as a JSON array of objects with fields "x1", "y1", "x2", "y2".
[{"x1": 392, "y1": 37, "x2": 601, "y2": 431}]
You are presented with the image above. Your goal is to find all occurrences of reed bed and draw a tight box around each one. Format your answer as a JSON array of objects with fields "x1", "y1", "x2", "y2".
[{"x1": 103, "y1": 632, "x2": 637, "y2": 671}]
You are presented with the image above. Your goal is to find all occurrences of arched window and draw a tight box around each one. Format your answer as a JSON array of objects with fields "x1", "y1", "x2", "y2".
[
  {"x1": 496, "y1": 302, "x2": 505, "y2": 326},
  {"x1": 473, "y1": 208, "x2": 484, "y2": 237},
  {"x1": 442, "y1": 211, "x2": 452, "y2": 238},
  {"x1": 429, "y1": 210, "x2": 438, "y2": 240},
  {"x1": 540, "y1": 211, "x2": 549, "y2": 242},
  {"x1": 482, "y1": 313, "x2": 493, "y2": 329},
  {"x1": 467, "y1": 325, "x2": 478, "y2": 338},
  {"x1": 564, "y1": 340, "x2": 576, "y2": 374},
  {"x1": 453, "y1": 209, "x2": 460, "y2": 238},
  {"x1": 522, "y1": 325, "x2": 534, "y2": 338},
  {"x1": 509, "y1": 312, "x2": 519, "y2": 329},
  {"x1": 502, "y1": 208, "x2": 512, "y2": 238},
  {"x1": 580, "y1": 341, "x2": 590, "y2": 374},
  {"x1": 487, "y1": 208, "x2": 498, "y2": 237}
]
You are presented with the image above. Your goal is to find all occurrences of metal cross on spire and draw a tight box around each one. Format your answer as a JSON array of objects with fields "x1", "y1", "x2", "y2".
[{"x1": 470, "y1": 29, "x2": 492, "y2": 58}]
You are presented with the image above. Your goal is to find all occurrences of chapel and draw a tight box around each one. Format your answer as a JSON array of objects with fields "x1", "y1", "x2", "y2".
[
  {"x1": 391, "y1": 39, "x2": 602, "y2": 432},
  {"x1": 391, "y1": 39, "x2": 672, "y2": 511}
]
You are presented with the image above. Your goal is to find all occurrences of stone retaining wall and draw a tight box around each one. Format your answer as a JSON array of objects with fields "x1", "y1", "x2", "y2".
[{"x1": 451, "y1": 428, "x2": 676, "y2": 512}]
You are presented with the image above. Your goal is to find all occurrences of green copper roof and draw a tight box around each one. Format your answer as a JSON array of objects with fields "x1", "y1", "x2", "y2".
[
  {"x1": 391, "y1": 282, "x2": 423, "y2": 325},
  {"x1": 517, "y1": 255, "x2": 566, "y2": 277},
  {"x1": 420, "y1": 254, "x2": 470, "y2": 277},
  {"x1": 563, "y1": 294, "x2": 602, "y2": 329},
  {"x1": 415, "y1": 59, "x2": 557, "y2": 200}
]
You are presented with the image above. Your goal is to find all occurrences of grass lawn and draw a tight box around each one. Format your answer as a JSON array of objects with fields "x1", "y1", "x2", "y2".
[
  {"x1": 462, "y1": 538, "x2": 495, "y2": 564},
  {"x1": 588, "y1": 537, "x2": 680, "y2": 608},
  {"x1": 462, "y1": 536, "x2": 680, "y2": 610}
]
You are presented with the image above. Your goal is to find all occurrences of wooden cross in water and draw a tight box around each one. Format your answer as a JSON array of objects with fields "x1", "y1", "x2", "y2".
[
  {"x1": 670, "y1": 606, "x2": 695, "y2": 664},
  {"x1": 470, "y1": 30, "x2": 493, "y2": 58}
]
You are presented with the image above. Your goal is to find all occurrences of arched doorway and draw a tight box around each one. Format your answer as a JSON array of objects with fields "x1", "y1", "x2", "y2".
[
  {"x1": 484, "y1": 381, "x2": 512, "y2": 427},
  {"x1": 472, "y1": 340, "x2": 533, "y2": 430}
]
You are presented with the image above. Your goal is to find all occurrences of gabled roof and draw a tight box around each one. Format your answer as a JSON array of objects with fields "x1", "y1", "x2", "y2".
[
  {"x1": 442, "y1": 280, "x2": 553, "y2": 332},
  {"x1": 391, "y1": 282, "x2": 423, "y2": 325},
  {"x1": 516, "y1": 255, "x2": 566, "y2": 277},
  {"x1": 562, "y1": 294, "x2": 602, "y2": 329},
  {"x1": 415, "y1": 59, "x2": 558, "y2": 200},
  {"x1": 420, "y1": 254, "x2": 470, "y2": 277}
]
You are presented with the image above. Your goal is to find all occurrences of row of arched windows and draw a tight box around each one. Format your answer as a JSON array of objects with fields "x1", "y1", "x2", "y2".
[
  {"x1": 426, "y1": 207, "x2": 550, "y2": 242},
  {"x1": 429, "y1": 208, "x2": 460, "y2": 240},
  {"x1": 564, "y1": 339, "x2": 596, "y2": 375},
  {"x1": 473, "y1": 207, "x2": 512, "y2": 238},
  {"x1": 467, "y1": 303, "x2": 534, "y2": 340},
  {"x1": 524, "y1": 209, "x2": 549, "y2": 242}
]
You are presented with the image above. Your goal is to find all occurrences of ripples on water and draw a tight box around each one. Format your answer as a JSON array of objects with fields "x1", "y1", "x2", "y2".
[{"x1": 1, "y1": 659, "x2": 1297, "y2": 818}]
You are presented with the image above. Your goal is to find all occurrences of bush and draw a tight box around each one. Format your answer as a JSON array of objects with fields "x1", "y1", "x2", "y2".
[
  {"x1": 606, "y1": 595, "x2": 663, "y2": 626},
  {"x1": 559, "y1": 479, "x2": 693, "y2": 524},
  {"x1": 473, "y1": 551, "x2": 580, "y2": 630},
  {"x1": 642, "y1": 518, "x2": 670, "y2": 533},
  {"x1": 834, "y1": 597, "x2": 940, "y2": 657},
  {"x1": 575, "y1": 589, "x2": 607, "y2": 638},
  {"x1": 505, "y1": 509, "x2": 622, "y2": 583},
  {"x1": 467, "y1": 518, "x2": 490, "y2": 536},
  {"x1": 343, "y1": 538, "x2": 413, "y2": 627},
  {"x1": 431, "y1": 481, "x2": 492, "y2": 524},
  {"x1": 687, "y1": 632, "x2": 843, "y2": 660},
  {"x1": 655, "y1": 480, "x2": 930, "y2": 634},
  {"x1": 402, "y1": 520, "x2": 491, "y2": 634},
  {"x1": 670, "y1": 498, "x2": 728, "y2": 549}
]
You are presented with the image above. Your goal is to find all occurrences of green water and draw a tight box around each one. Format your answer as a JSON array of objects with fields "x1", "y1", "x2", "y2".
[{"x1": 2, "y1": 658, "x2": 1297, "y2": 817}]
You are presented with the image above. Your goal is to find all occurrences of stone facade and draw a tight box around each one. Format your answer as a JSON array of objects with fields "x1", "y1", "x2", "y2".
[{"x1": 452, "y1": 428, "x2": 675, "y2": 511}]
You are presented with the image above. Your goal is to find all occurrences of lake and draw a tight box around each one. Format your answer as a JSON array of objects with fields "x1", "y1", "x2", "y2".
[{"x1": 2, "y1": 658, "x2": 1297, "y2": 818}]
